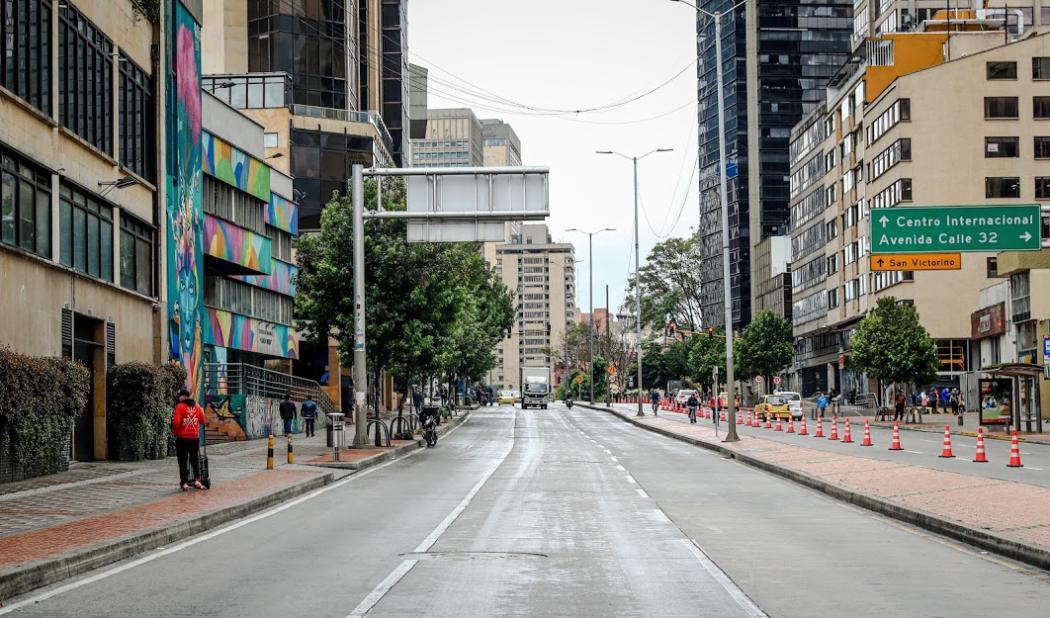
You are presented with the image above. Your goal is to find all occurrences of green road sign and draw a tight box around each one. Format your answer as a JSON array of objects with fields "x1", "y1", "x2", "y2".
[{"x1": 870, "y1": 205, "x2": 1042, "y2": 254}]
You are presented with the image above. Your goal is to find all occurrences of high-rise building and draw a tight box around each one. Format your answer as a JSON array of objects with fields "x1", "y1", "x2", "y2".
[
  {"x1": 481, "y1": 119, "x2": 522, "y2": 166},
  {"x1": 410, "y1": 108, "x2": 485, "y2": 167},
  {"x1": 695, "y1": 0, "x2": 852, "y2": 329},
  {"x1": 485, "y1": 224, "x2": 577, "y2": 391}
]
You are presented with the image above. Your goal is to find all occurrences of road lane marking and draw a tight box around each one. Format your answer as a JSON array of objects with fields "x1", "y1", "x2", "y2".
[
  {"x1": 681, "y1": 539, "x2": 768, "y2": 618},
  {"x1": 616, "y1": 464, "x2": 626, "y2": 471},
  {"x1": 609, "y1": 456, "x2": 618, "y2": 462},
  {"x1": 625, "y1": 475, "x2": 637, "y2": 484},
  {"x1": 0, "y1": 415, "x2": 478, "y2": 616},
  {"x1": 903, "y1": 450, "x2": 922, "y2": 454},
  {"x1": 347, "y1": 409, "x2": 518, "y2": 617},
  {"x1": 636, "y1": 488, "x2": 649, "y2": 498}
]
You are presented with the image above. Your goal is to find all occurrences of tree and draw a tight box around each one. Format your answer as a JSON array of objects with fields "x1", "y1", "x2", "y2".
[
  {"x1": 626, "y1": 233, "x2": 704, "y2": 331},
  {"x1": 687, "y1": 332, "x2": 727, "y2": 388},
  {"x1": 736, "y1": 310, "x2": 794, "y2": 381},
  {"x1": 851, "y1": 297, "x2": 939, "y2": 394}
]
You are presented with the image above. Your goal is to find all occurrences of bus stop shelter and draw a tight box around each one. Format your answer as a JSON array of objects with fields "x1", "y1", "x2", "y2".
[{"x1": 983, "y1": 363, "x2": 1044, "y2": 434}]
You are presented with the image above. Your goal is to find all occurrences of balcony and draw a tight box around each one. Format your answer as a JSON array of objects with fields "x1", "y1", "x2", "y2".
[{"x1": 289, "y1": 104, "x2": 394, "y2": 154}]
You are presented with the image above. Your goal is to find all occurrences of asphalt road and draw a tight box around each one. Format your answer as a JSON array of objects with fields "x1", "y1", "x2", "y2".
[
  {"x1": 4, "y1": 404, "x2": 1049, "y2": 617},
  {"x1": 640, "y1": 404, "x2": 1050, "y2": 485}
]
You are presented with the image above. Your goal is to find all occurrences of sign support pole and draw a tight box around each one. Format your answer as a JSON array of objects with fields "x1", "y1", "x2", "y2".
[{"x1": 352, "y1": 164, "x2": 369, "y2": 448}]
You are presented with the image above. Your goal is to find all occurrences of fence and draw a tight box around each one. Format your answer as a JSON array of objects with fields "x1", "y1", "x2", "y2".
[{"x1": 203, "y1": 363, "x2": 339, "y2": 421}]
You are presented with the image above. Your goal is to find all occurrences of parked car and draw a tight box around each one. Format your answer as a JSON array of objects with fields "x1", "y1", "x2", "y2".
[
  {"x1": 776, "y1": 391, "x2": 804, "y2": 420},
  {"x1": 754, "y1": 394, "x2": 790, "y2": 421},
  {"x1": 497, "y1": 390, "x2": 519, "y2": 406},
  {"x1": 675, "y1": 389, "x2": 698, "y2": 405}
]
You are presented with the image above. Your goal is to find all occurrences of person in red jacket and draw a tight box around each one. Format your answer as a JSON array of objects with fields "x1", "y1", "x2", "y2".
[{"x1": 173, "y1": 388, "x2": 206, "y2": 490}]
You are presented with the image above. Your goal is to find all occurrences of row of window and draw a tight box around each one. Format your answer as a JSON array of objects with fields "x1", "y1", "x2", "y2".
[
  {"x1": 871, "y1": 178, "x2": 912, "y2": 210},
  {"x1": 203, "y1": 275, "x2": 293, "y2": 325},
  {"x1": 203, "y1": 176, "x2": 268, "y2": 235},
  {"x1": 985, "y1": 176, "x2": 1050, "y2": 199},
  {"x1": 790, "y1": 186, "x2": 826, "y2": 231},
  {"x1": 984, "y1": 96, "x2": 1050, "y2": 119},
  {"x1": 867, "y1": 99, "x2": 910, "y2": 147},
  {"x1": 868, "y1": 138, "x2": 911, "y2": 181},
  {"x1": 986, "y1": 58, "x2": 1050, "y2": 81},
  {"x1": 984, "y1": 136, "x2": 1050, "y2": 158}
]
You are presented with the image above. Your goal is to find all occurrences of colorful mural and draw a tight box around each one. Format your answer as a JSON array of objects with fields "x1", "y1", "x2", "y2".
[
  {"x1": 204, "y1": 214, "x2": 272, "y2": 274},
  {"x1": 202, "y1": 131, "x2": 271, "y2": 202},
  {"x1": 166, "y1": 3, "x2": 204, "y2": 396},
  {"x1": 203, "y1": 307, "x2": 299, "y2": 359},
  {"x1": 266, "y1": 194, "x2": 298, "y2": 236},
  {"x1": 235, "y1": 258, "x2": 297, "y2": 296},
  {"x1": 244, "y1": 395, "x2": 299, "y2": 438}
]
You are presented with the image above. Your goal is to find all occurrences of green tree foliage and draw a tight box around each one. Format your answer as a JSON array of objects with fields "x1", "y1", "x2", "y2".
[
  {"x1": 295, "y1": 178, "x2": 514, "y2": 397},
  {"x1": 687, "y1": 332, "x2": 728, "y2": 388},
  {"x1": 626, "y1": 233, "x2": 703, "y2": 331},
  {"x1": 107, "y1": 363, "x2": 186, "y2": 461},
  {"x1": 736, "y1": 310, "x2": 794, "y2": 380},
  {"x1": 851, "y1": 297, "x2": 939, "y2": 387}
]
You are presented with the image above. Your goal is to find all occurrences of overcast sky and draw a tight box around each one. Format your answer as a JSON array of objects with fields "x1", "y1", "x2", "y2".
[{"x1": 410, "y1": 0, "x2": 699, "y2": 313}]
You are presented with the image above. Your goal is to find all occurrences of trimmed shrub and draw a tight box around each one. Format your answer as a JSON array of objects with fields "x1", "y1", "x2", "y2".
[
  {"x1": 107, "y1": 362, "x2": 186, "y2": 461},
  {"x1": 0, "y1": 347, "x2": 90, "y2": 482}
]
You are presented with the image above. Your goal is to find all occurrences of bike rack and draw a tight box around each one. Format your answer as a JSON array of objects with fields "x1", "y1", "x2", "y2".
[
  {"x1": 366, "y1": 419, "x2": 392, "y2": 447},
  {"x1": 389, "y1": 412, "x2": 418, "y2": 438}
]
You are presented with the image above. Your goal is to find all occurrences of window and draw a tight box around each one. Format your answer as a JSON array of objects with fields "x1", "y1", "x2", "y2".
[
  {"x1": 59, "y1": 182, "x2": 113, "y2": 281},
  {"x1": 985, "y1": 136, "x2": 1019, "y2": 158},
  {"x1": 0, "y1": 146, "x2": 51, "y2": 257},
  {"x1": 1033, "y1": 57, "x2": 1050, "y2": 80},
  {"x1": 825, "y1": 150, "x2": 836, "y2": 172},
  {"x1": 0, "y1": 0, "x2": 52, "y2": 114},
  {"x1": 827, "y1": 254, "x2": 838, "y2": 274},
  {"x1": 826, "y1": 220, "x2": 838, "y2": 240},
  {"x1": 119, "y1": 54, "x2": 153, "y2": 181},
  {"x1": 1035, "y1": 137, "x2": 1050, "y2": 159},
  {"x1": 264, "y1": 132, "x2": 279, "y2": 148},
  {"x1": 827, "y1": 289, "x2": 839, "y2": 309},
  {"x1": 987, "y1": 257, "x2": 999, "y2": 278},
  {"x1": 119, "y1": 214, "x2": 153, "y2": 295},
  {"x1": 868, "y1": 99, "x2": 910, "y2": 146},
  {"x1": 872, "y1": 178, "x2": 912, "y2": 209},
  {"x1": 984, "y1": 97, "x2": 1019, "y2": 119},
  {"x1": 985, "y1": 177, "x2": 1021, "y2": 198},
  {"x1": 1036, "y1": 177, "x2": 1050, "y2": 199},
  {"x1": 1035, "y1": 96, "x2": 1050, "y2": 119},
  {"x1": 869, "y1": 138, "x2": 911, "y2": 181},
  {"x1": 986, "y1": 61, "x2": 1017, "y2": 80},
  {"x1": 59, "y1": 5, "x2": 114, "y2": 154},
  {"x1": 826, "y1": 184, "x2": 836, "y2": 206}
]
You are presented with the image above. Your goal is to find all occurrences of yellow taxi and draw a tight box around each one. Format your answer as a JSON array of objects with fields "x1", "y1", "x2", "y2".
[
  {"x1": 497, "y1": 390, "x2": 519, "y2": 406},
  {"x1": 753, "y1": 394, "x2": 790, "y2": 421}
]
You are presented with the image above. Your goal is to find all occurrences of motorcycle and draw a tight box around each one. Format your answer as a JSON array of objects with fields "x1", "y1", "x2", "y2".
[
  {"x1": 565, "y1": 398, "x2": 574, "y2": 409},
  {"x1": 422, "y1": 413, "x2": 438, "y2": 447}
]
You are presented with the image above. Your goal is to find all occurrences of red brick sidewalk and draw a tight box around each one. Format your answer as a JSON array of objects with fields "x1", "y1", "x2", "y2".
[{"x1": 597, "y1": 406, "x2": 1050, "y2": 569}]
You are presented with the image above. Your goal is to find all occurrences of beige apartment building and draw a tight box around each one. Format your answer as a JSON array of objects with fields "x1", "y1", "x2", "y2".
[
  {"x1": 484, "y1": 225, "x2": 577, "y2": 391},
  {"x1": 481, "y1": 119, "x2": 522, "y2": 167},
  {"x1": 410, "y1": 108, "x2": 485, "y2": 167},
  {"x1": 787, "y1": 13, "x2": 1050, "y2": 404}
]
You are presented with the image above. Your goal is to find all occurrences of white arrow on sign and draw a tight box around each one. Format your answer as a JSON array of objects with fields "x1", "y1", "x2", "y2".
[
  {"x1": 1021, "y1": 231, "x2": 1033, "y2": 242},
  {"x1": 879, "y1": 215, "x2": 890, "y2": 226}
]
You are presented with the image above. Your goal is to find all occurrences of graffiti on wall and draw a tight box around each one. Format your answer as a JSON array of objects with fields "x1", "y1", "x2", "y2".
[
  {"x1": 203, "y1": 307, "x2": 299, "y2": 359},
  {"x1": 266, "y1": 194, "x2": 298, "y2": 235},
  {"x1": 235, "y1": 258, "x2": 297, "y2": 296},
  {"x1": 204, "y1": 214, "x2": 272, "y2": 273},
  {"x1": 202, "y1": 131, "x2": 271, "y2": 202},
  {"x1": 166, "y1": 3, "x2": 204, "y2": 396},
  {"x1": 244, "y1": 395, "x2": 299, "y2": 439}
]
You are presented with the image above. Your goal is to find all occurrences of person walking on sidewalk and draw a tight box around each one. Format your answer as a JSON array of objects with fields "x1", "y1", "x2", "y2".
[
  {"x1": 173, "y1": 389, "x2": 206, "y2": 491},
  {"x1": 300, "y1": 396, "x2": 318, "y2": 437},
  {"x1": 950, "y1": 387, "x2": 961, "y2": 416},
  {"x1": 929, "y1": 387, "x2": 939, "y2": 414},
  {"x1": 921, "y1": 389, "x2": 929, "y2": 414},
  {"x1": 893, "y1": 390, "x2": 907, "y2": 421},
  {"x1": 279, "y1": 393, "x2": 296, "y2": 435},
  {"x1": 816, "y1": 392, "x2": 829, "y2": 418},
  {"x1": 940, "y1": 386, "x2": 951, "y2": 414},
  {"x1": 650, "y1": 389, "x2": 661, "y2": 415}
]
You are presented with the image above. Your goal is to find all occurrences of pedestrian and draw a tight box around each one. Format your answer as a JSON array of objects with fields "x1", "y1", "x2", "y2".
[
  {"x1": 816, "y1": 392, "x2": 828, "y2": 418},
  {"x1": 413, "y1": 387, "x2": 424, "y2": 412},
  {"x1": 940, "y1": 386, "x2": 951, "y2": 413},
  {"x1": 300, "y1": 396, "x2": 318, "y2": 437},
  {"x1": 894, "y1": 390, "x2": 906, "y2": 422},
  {"x1": 650, "y1": 389, "x2": 661, "y2": 415},
  {"x1": 172, "y1": 388, "x2": 206, "y2": 491},
  {"x1": 929, "y1": 387, "x2": 939, "y2": 413},
  {"x1": 950, "y1": 391, "x2": 961, "y2": 416},
  {"x1": 686, "y1": 392, "x2": 699, "y2": 423},
  {"x1": 319, "y1": 365, "x2": 330, "y2": 386},
  {"x1": 920, "y1": 389, "x2": 929, "y2": 413},
  {"x1": 279, "y1": 392, "x2": 296, "y2": 435}
]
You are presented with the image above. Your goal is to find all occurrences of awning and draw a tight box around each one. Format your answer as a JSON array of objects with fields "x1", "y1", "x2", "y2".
[{"x1": 982, "y1": 363, "x2": 1044, "y2": 378}]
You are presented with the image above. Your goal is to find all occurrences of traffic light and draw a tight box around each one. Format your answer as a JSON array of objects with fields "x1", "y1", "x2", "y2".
[{"x1": 707, "y1": 326, "x2": 715, "y2": 338}]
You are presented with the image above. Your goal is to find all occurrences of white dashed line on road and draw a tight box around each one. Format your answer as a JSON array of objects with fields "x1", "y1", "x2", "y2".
[{"x1": 636, "y1": 488, "x2": 649, "y2": 498}]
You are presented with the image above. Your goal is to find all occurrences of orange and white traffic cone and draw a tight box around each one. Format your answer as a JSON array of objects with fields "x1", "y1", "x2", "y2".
[
  {"x1": 1007, "y1": 429, "x2": 1023, "y2": 468},
  {"x1": 888, "y1": 422, "x2": 903, "y2": 451},
  {"x1": 787, "y1": 418, "x2": 795, "y2": 433},
  {"x1": 799, "y1": 416, "x2": 809, "y2": 436},
  {"x1": 841, "y1": 418, "x2": 853, "y2": 443},
  {"x1": 860, "y1": 418, "x2": 873, "y2": 446},
  {"x1": 737, "y1": 411, "x2": 743, "y2": 424},
  {"x1": 973, "y1": 426, "x2": 989, "y2": 463},
  {"x1": 764, "y1": 413, "x2": 772, "y2": 429},
  {"x1": 720, "y1": 409, "x2": 727, "y2": 423},
  {"x1": 828, "y1": 416, "x2": 839, "y2": 440},
  {"x1": 774, "y1": 415, "x2": 783, "y2": 431},
  {"x1": 814, "y1": 417, "x2": 824, "y2": 438},
  {"x1": 939, "y1": 425, "x2": 955, "y2": 458}
]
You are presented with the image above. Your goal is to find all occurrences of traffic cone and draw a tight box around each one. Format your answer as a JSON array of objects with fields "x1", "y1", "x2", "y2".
[
  {"x1": 841, "y1": 418, "x2": 853, "y2": 443},
  {"x1": 973, "y1": 427, "x2": 989, "y2": 463},
  {"x1": 828, "y1": 416, "x2": 839, "y2": 440},
  {"x1": 860, "y1": 419, "x2": 873, "y2": 446},
  {"x1": 764, "y1": 413, "x2": 772, "y2": 429},
  {"x1": 888, "y1": 422, "x2": 903, "y2": 451},
  {"x1": 799, "y1": 416, "x2": 809, "y2": 436},
  {"x1": 774, "y1": 415, "x2": 783, "y2": 431},
  {"x1": 787, "y1": 418, "x2": 795, "y2": 433},
  {"x1": 737, "y1": 411, "x2": 744, "y2": 424},
  {"x1": 752, "y1": 410, "x2": 760, "y2": 427},
  {"x1": 720, "y1": 409, "x2": 727, "y2": 423},
  {"x1": 938, "y1": 425, "x2": 955, "y2": 458},
  {"x1": 814, "y1": 417, "x2": 825, "y2": 438},
  {"x1": 1007, "y1": 430, "x2": 1023, "y2": 468}
]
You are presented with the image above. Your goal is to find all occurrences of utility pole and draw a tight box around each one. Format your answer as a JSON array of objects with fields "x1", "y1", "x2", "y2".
[
  {"x1": 567, "y1": 227, "x2": 614, "y2": 405},
  {"x1": 606, "y1": 284, "x2": 612, "y2": 407},
  {"x1": 352, "y1": 164, "x2": 368, "y2": 447},
  {"x1": 596, "y1": 148, "x2": 672, "y2": 417}
]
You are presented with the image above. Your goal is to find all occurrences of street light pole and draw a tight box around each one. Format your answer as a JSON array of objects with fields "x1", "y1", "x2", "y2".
[
  {"x1": 596, "y1": 148, "x2": 673, "y2": 418},
  {"x1": 670, "y1": 0, "x2": 745, "y2": 441},
  {"x1": 567, "y1": 227, "x2": 615, "y2": 405}
]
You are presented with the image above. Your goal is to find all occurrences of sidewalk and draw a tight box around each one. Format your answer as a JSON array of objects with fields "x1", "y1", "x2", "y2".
[
  {"x1": 0, "y1": 410, "x2": 470, "y2": 602},
  {"x1": 584, "y1": 403, "x2": 1050, "y2": 571}
]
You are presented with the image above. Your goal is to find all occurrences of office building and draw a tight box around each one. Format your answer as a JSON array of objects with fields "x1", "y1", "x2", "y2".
[
  {"x1": 695, "y1": 0, "x2": 852, "y2": 329},
  {"x1": 410, "y1": 108, "x2": 485, "y2": 167},
  {"x1": 481, "y1": 119, "x2": 522, "y2": 167}
]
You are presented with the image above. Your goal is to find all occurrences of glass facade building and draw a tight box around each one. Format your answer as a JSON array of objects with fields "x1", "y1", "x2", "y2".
[{"x1": 696, "y1": 0, "x2": 851, "y2": 329}]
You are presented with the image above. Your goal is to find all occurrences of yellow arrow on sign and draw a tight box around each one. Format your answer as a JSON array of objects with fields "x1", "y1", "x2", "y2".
[
  {"x1": 870, "y1": 253, "x2": 962, "y2": 272},
  {"x1": 607, "y1": 365, "x2": 617, "y2": 375},
  {"x1": 575, "y1": 374, "x2": 585, "y2": 384}
]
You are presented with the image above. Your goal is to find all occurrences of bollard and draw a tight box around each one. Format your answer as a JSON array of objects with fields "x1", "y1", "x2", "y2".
[
  {"x1": 266, "y1": 434, "x2": 275, "y2": 469},
  {"x1": 287, "y1": 434, "x2": 294, "y2": 464}
]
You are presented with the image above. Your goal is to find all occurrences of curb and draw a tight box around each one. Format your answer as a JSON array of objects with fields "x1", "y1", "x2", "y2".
[
  {"x1": 308, "y1": 411, "x2": 470, "y2": 470},
  {"x1": 0, "y1": 471, "x2": 334, "y2": 603},
  {"x1": 580, "y1": 404, "x2": 1050, "y2": 572}
]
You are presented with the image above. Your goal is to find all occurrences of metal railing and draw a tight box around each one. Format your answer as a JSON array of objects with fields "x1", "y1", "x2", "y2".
[
  {"x1": 202, "y1": 363, "x2": 339, "y2": 420},
  {"x1": 289, "y1": 104, "x2": 394, "y2": 152}
]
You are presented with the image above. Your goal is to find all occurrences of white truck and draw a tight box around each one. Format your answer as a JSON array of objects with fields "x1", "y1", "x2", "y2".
[{"x1": 520, "y1": 366, "x2": 551, "y2": 409}]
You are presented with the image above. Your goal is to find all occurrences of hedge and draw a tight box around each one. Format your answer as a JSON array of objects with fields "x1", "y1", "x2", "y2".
[
  {"x1": 0, "y1": 347, "x2": 90, "y2": 482},
  {"x1": 107, "y1": 363, "x2": 186, "y2": 461}
]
